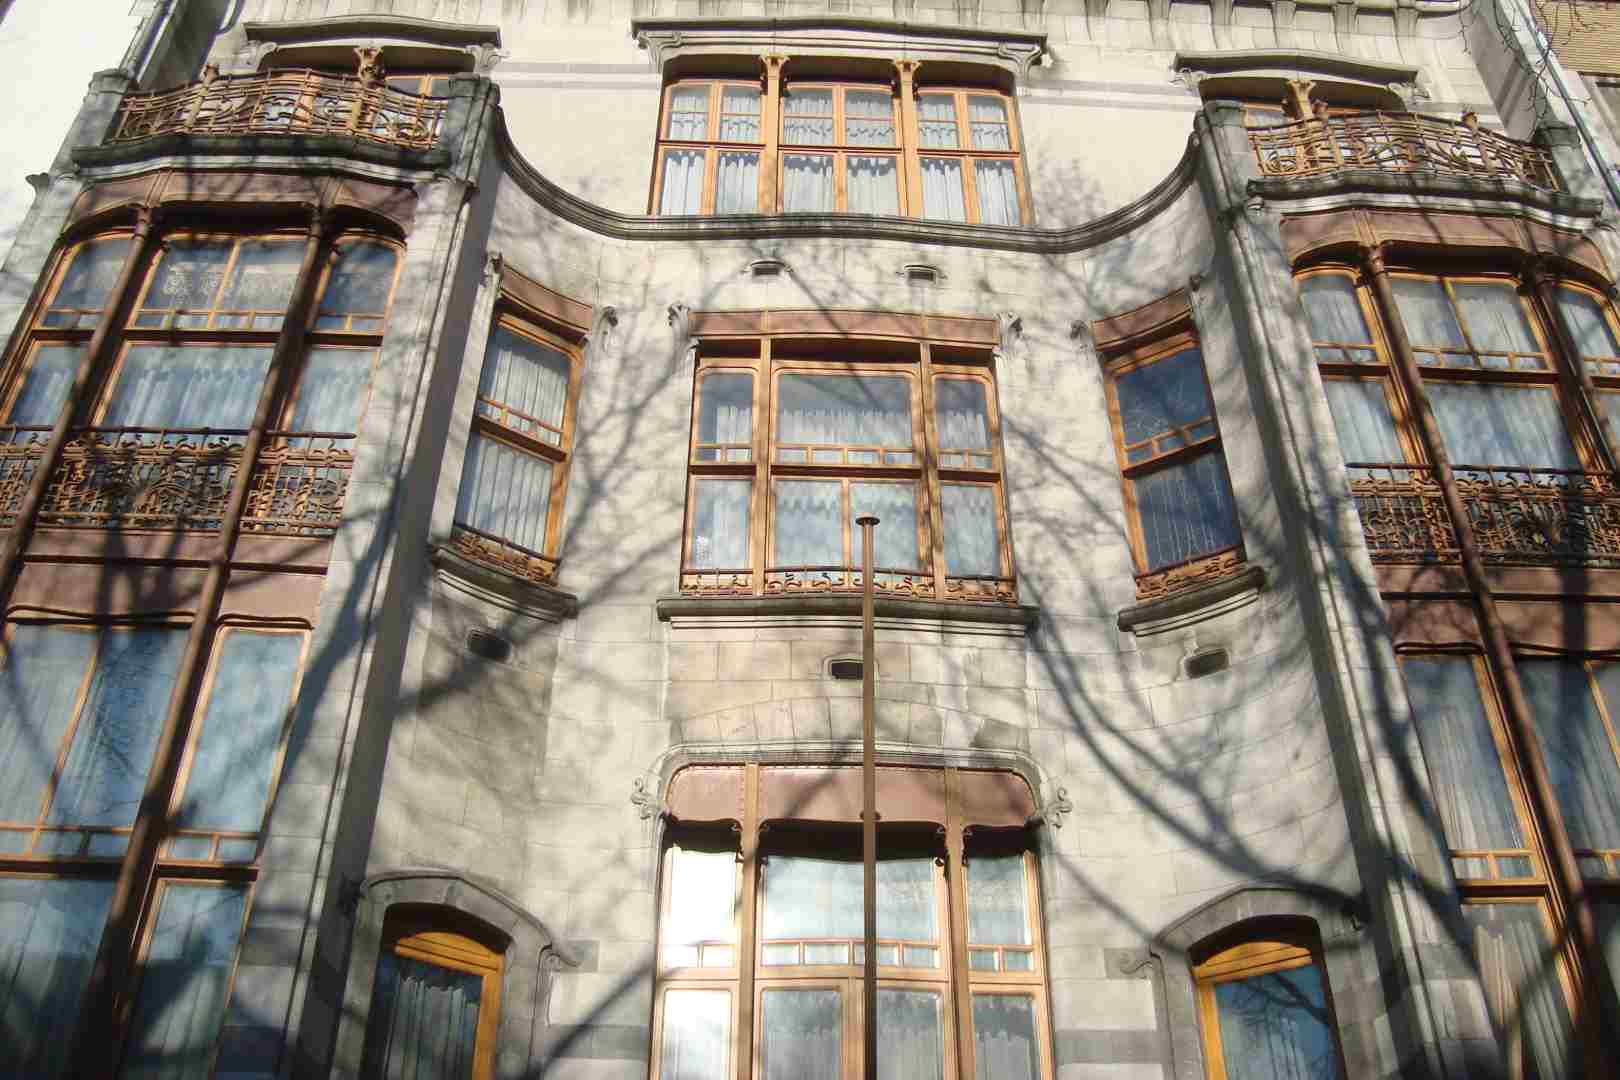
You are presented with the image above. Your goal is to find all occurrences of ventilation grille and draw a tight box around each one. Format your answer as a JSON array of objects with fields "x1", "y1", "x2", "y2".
[
  {"x1": 1184, "y1": 647, "x2": 1230, "y2": 680},
  {"x1": 828, "y1": 658, "x2": 864, "y2": 680},
  {"x1": 466, "y1": 628, "x2": 513, "y2": 663},
  {"x1": 902, "y1": 263, "x2": 940, "y2": 284}
]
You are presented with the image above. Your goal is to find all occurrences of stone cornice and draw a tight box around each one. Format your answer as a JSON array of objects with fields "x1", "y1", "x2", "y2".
[
  {"x1": 495, "y1": 110, "x2": 1197, "y2": 255},
  {"x1": 1174, "y1": 48, "x2": 1420, "y2": 87},
  {"x1": 72, "y1": 134, "x2": 449, "y2": 175},
  {"x1": 243, "y1": 16, "x2": 502, "y2": 49},
  {"x1": 655, "y1": 594, "x2": 1040, "y2": 627},
  {"x1": 1249, "y1": 171, "x2": 1604, "y2": 218}
]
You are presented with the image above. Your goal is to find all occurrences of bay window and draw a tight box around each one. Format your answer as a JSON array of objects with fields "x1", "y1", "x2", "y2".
[{"x1": 681, "y1": 339, "x2": 1014, "y2": 602}]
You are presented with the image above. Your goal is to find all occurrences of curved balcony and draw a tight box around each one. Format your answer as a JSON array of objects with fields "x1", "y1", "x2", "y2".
[
  {"x1": 105, "y1": 68, "x2": 447, "y2": 152},
  {"x1": 1250, "y1": 111, "x2": 1560, "y2": 192}
]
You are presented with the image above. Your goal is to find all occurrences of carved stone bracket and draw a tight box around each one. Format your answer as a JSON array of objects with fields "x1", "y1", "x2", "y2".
[
  {"x1": 631, "y1": 775, "x2": 662, "y2": 820},
  {"x1": 470, "y1": 44, "x2": 506, "y2": 76},
  {"x1": 482, "y1": 249, "x2": 504, "y2": 290},
  {"x1": 995, "y1": 311, "x2": 1023, "y2": 364},
  {"x1": 1040, "y1": 784, "x2": 1074, "y2": 828},
  {"x1": 668, "y1": 301, "x2": 696, "y2": 377},
  {"x1": 585, "y1": 304, "x2": 619, "y2": 350},
  {"x1": 1387, "y1": 79, "x2": 1430, "y2": 106}
]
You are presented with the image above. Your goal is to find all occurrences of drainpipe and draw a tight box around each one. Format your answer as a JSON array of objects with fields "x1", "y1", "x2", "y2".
[{"x1": 118, "y1": 0, "x2": 177, "y2": 87}]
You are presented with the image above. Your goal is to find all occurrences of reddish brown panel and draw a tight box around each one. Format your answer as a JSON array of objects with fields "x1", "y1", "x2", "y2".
[
  {"x1": 956, "y1": 768, "x2": 1037, "y2": 828},
  {"x1": 502, "y1": 264, "x2": 593, "y2": 337},
  {"x1": 1091, "y1": 289, "x2": 1193, "y2": 352},
  {"x1": 760, "y1": 765, "x2": 948, "y2": 825},
  {"x1": 667, "y1": 764, "x2": 746, "y2": 824},
  {"x1": 218, "y1": 569, "x2": 326, "y2": 623},
  {"x1": 9, "y1": 560, "x2": 210, "y2": 618},
  {"x1": 1382, "y1": 597, "x2": 1483, "y2": 649},
  {"x1": 1280, "y1": 209, "x2": 1362, "y2": 265},
  {"x1": 691, "y1": 310, "x2": 767, "y2": 337},
  {"x1": 1496, "y1": 599, "x2": 1620, "y2": 653}
]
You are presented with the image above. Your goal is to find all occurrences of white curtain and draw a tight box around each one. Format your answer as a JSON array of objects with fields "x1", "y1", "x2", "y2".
[
  {"x1": 1556, "y1": 287, "x2": 1620, "y2": 375},
  {"x1": 696, "y1": 373, "x2": 753, "y2": 450},
  {"x1": 139, "y1": 241, "x2": 233, "y2": 319},
  {"x1": 456, "y1": 433, "x2": 553, "y2": 552},
  {"x1": 777, "y1": 374, "x2": 911, "y2": 448},
  {"x1": 1400, "y1": 658, "x2": 1527, "y2": 874},
  {"x1": 851, "y1": 482, "x2": 920, "y2": 570},
  {"x1": 1424, "y1": 382, "x2": 1579, "y2": 469},
  {"x1": 664, "y1": 845, "x2": 739, "y2": 953},
  {"x1": 715, "y1": 151, "x2": 760, "y2": 213},
  {"x1": 9, "y1": 344, "x2": 82, "y2": 425},
  {"x1": 477, "y1": 327, "x2": 570, "y2": 445},
  {"x1": 667, "y1": 86, "x2": 708, "y2": 139},
  {"x1": 317, "y1": 241, "x2": 397, "y2": 325},
  {"x1": 48, "y1": 235, "x2": 133, "y2": 319},
  {"x1": 689, "y1": 478, "x2": 750, "y2": 569},
  {"x1": 1298, "y1": 274, "x2": 1376, "y2": 362},
  {"x1": 918, "y1": 95, "x2": 959, "y2": 148},
  {"x1": 847, "y1": 156, "x2": 899, "y2": 215},
  {"x1": 0, "y1": 877, "x2": 115, "y2": 1076},
  {"x1": 47, "y1": 628, "x2": 186, "y2": 830},
  {"x1": 761, "y1": 989, "x2": 840, "y2": 1080},
  {"x1": 781, "y1": 89, "x2": 833, "y2": 144},
  {"x1": 120, "y1": 884, "x2": 250, "y2": 1080},
  {"x1": 972, "y1": 995, "x2": 1039, "y2": 1080},
  {"x1": 878, "y1": 990, "x2": 945, "y2": 1080},
  {"x1": 773, "y1": 480, "x2": 841, "y2": 567},
  {"x1": 1466, "y1": 903, "x2": 1579, "y2": 1080},
  {"x1": 360, "y1": 952, "x2": 481, "y2": 1080},
  {"x1": 935, "y1": 379, "x2": 990, "y2": 450},
  {"x1": 920, "y1": 158, "x2": 966, "y2": 222},
  {"x1": 1135, "y1": 452, "x2": 1240, "y2": 571},
  {"x1": 215, "y1": 240, "x2": 302, "y2": 325},
  {"x1": 1322, "y1": 379, "x2": 1404, "y2": 464},
  {"x1": 1451, "y1": 282, "x2": 1542, "y2": 363},
  {"x1": 941, "y1": 484, "x2": 1000, "y2": 577},
  {"x1": 0, "y1": 624, "x2": 94, "y2": 826},
  {"x1": 967, "y1": 855, "x2": 1031, "y2": 946},
  {"x1": 969, "y1": 96, "x2": 1012, "y2": 149},
  {"x1": 660, "y1": 989, "x2": 730, "y2": 1080},
  {"x1": 1520, "y1": 662, "x2": 1620, "y2": 852},
  {"x1": 718, "y1": 85, "x2": 761, "y2": 141},
  {"x1": 1212, "y1": 965, "x2": 1340, "y2": 1080},
  {"x1": 290, "y1": 347, "x2": 375, "y2": 434},
  {"x1": 781, "y1": 154, "x2": 833, "y2": 213},
  {"x1": 844, "y1": 90, "x2": 895, "y2": 146},
  {"x1": 173, "y1": 631, "x2": 301, "y2": 837},
  {"x1": 101, "y1": 345, "x2": 274, "y2": 431},
  {"x1": 974, "y1": 160, "x2": 1021, "y2": 226},
  {"x1": 760, "y1": 856, "x2": 936, "y2": 942},
  {"x1": 660, "y1": 150, "x2": 705, "y2": 215},
  {"x1": 1390, "y1": 277, "x2": 1468, "y2": 354}
]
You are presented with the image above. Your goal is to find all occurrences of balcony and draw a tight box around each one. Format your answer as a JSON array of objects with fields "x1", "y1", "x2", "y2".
[
  {"x1": 105, "y1": 68, "x2": 447, "y2": 152},
  {"x1": 1249, "y1": 111, "x2": 1561, "y2": 192},
  {"x1": 1348, "y1": 463, "x2": 1620, "y2": 567},
  {"x1": 678, "y1": 565, "x2": 1019, "y2": 603},
  {"x1": 446, "y1": 524, "x2": 559, "y2": 587}
]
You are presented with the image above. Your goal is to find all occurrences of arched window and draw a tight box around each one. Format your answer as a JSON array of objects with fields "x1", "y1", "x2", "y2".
[{"x1": 361, "y1": 906, "x2": 506, "y2": 1080}]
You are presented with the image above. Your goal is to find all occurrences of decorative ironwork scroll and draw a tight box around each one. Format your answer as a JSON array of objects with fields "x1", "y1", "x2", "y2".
[
  {"x1": 763, "y1": 565, "x2": 938, "y2": 600},
  {"x1": 0, "y1": 426, "x2": 50, "y2": 527},
  {"x1": 1347, "y1": 463, "x2": 1459, "y2": 564},
  {"x1": 1134, "y1": 547, "x2": 1246, "y2": 602},
  {"x1": 1249, "y1": 111, "x2": 1560, "y2": 192},
  {"x1": 1455, "y1": 465, "x2": 1620, "y2": 567},
  {"x1": 240, "y1": 434, "x2": 355, "y2": 538},
  {"x1": 107, "y1": 68, "x2": 447, "y2": 152},
  {"x1": 448, "y1": 523, "x2": 559, "y2": 586},
  {"x1": 38, "y1": 428, "x2": 242, "y2": 531}
]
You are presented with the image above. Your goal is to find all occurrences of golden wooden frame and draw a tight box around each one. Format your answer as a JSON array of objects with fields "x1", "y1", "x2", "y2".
[
  {"x1": 370, "y1": 908, "x2": 506, "y2": 1080},
  {"x1": 1191, "y1": 928, "x2": 1349, "y2": 1080}
]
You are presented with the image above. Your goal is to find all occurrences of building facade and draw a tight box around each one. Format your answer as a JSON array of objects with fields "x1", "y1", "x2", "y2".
[{"x1": 2, "y1": 0, "x2": 1620, "y2": 1077}]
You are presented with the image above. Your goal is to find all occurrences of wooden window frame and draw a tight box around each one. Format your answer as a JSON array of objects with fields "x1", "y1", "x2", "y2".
[
  {"x1": 649, "y1": 74, "x2": 1028, "y2": 224},
  {"x1": 366, "y1": 907, "x2": 505, "y2": 1080},
  {"x1": 680, "y1": 343, "x2": 1015, "y2": 601},
  {"x1": 1516, "y1": 657, "x2": 1620, "y2": 885}
]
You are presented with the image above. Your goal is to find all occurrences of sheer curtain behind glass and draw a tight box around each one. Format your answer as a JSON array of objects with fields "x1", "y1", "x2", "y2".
[
  {"x1": 456, "y1": 434, "x2": 553, "y2": 552},
  {"x1": 1423, "y1": 382, "x2": 1579, "y2": 469},
  {"x1": 0, "y1": 626, "x2": 94, "y2": 831},
  {"x1": 1299, "y1": 275, "x2": 1379, "y2": 364},
  {"x1": 1520, "y1": 662, "x2": 1620, "y2": 853},
  {"x1": 921, "y1": 158, "x2": 966, "y2": 221},
  {"x1": 102, "y1": 346, "x2": 273, "y2": 431},
  {"x1": 361, "y1": 953, "x2": 482, "y2": 1080},
  {"x1": 0, "y1": 877, "x2": 115, "y2": 1076},
  {"x1": 777, "y1": 374, "x2": 911, "y2": 449},
  {"x1": 879, "y1": 989, "x2": 945, "y2": 1080},
  {"x1": 760, "y1": 856, "x2": 936, "y2": 944},
  {"x1": 940, "y1": 485, "x2": 999, "y2": 577},
  {"x1": 691, "y1": 479, "x2": 750, "y2": 569},
  {"x1": 8, "y1": 345, "x2": 82, "y2": 425},
  {"x1": 1465, "y1": 904, "x2": 1581, "y2": 1080},
  {"x1": 1322, "y1": 380, "x2": 1403, "y2": 464},
  {"x1": 760, "y1": 989, "x2": 839, "y2": 1080},
  {"x1": 290, "y1": 347, "x2": 374, "y2": 434},
  {"x1": 477, "y1": 327, "x2": 570, "y2": 445},
  {"x1": 972, "y1": 995, "x2": 1039, "y2": 1080},
  {"x1": 661, "y1": 150, "x2": 705, "y2": 215},
  {"x1": 782, "y1": 154, "x2": 834, "y2": 212}
]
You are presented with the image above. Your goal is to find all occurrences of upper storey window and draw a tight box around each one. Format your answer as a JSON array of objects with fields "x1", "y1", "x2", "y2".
[{"x1": 652, "y1": 74, "x2": 1027, "y2": 225}]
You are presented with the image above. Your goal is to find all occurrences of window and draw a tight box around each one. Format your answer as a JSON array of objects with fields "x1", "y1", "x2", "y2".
[
  {"x1": 1192, "y1": 924, "x2": 1347, "y2": 1080},
  {"x1": 0, "y1": 621, "x2": 307, "y2": 1074},
  {"x1": 653, "y1": 829, "x2": 1051, "y2": 1080},
  {"x1": 361, "y1": 907, "x2": 505, "y2": 1080},
  {"x1": 680, "y1": 337, "x2": 1014, "y2": 602},
  {"x1": 1101, "y1": 331, "x2": 1243, "y2": 592},
  {"x1": 1553, "y1": 281, "x2": 1620, "y2": 437},
  {"x1": 652, "y1": 75, "x2": 1026, "y2": 224},
  {"x1": 452, "y1": 314, "x2": 582, "y2": 583}
]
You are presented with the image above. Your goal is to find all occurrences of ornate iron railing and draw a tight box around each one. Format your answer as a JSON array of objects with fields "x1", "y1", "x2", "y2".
[
  {"x1": 1454, "y1": 465, "x2": 1620, "y2": 567},
  {"x1": 107, "y1": 68, "x2": 446, "y2": 151},
  {"x1": 38, "y1": 427, "x2": 245, "y2": 531},
  {"x1": 0, "y1": 426, "x2": 51, "y2": 527},
  {"x1": 447, "y1": 523, "x2": 559, "y2": 587},
  {"x1": 241, "y1": 433, "x2": 356, "y2": 538},
  {"x1": 1249, "y1": 111, "x2": 1560, "y2": 191},
  {"x1": 1347, "y1": 463, "x2": 1458, "y2": 564},
  {"x1": 1134, "y1": 547, "x2": 1248, "y2": 602},
  {"x1": 680, "y1": 564, "x2": 1018, "y2": 602}
]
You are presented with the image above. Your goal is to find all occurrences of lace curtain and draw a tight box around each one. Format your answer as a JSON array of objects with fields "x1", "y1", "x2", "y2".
[
  {"x1": 972, "y1": 995, "x2": 1039, "y2": 1080},
  {"x1": 852, "y1": 482, "x2": 920, "y2": 570},
  {"x1": 47, "y1": 236, "x2": 133, "y2": 319},
  {"x1": 1212, "y1": 964, "x2": 1342, "y2": 1080},
  {"x1": 660, "y1": 989, "x2": 730, "y2": 1080},
  {"x1": 102, "y1": 345, "x2": 274, "y2": 431},
  {"x1": 660, "y1": 150, "x2": 705, "y2": 215},
  {"x1": 846, "y1": 91, "x2": 895, "y2": 145},
  {"x1": 1465, "y1": 903, "x2": 1580, "y2": 1080},
  {"x1": 773, "y1": 480, "x2": 841, "y2": 567},
  {"x1": 878, "y1": 990, "x2": 945, "y2": 1080},
  {"x1": 1134, "y1": 451, "x2": 1240, "y2": 570},
  {"x1": 290, "y1": 347, "x2": 375, "y2": 434},
  {"x1": 361, "y1": 952, "x2": 482, "y2": 1080},
  {"x1": 777, "y1": 374, "x2": 911, "y2": 448},
  {"x1": 667, "y1": 86, "x2": 708, "y2": 140},
  {"x1": 8, "y1": 344, "x2": 81, "y2": 425},
  {"x1": 716, "y1": 152, "x2": 759, "y2": 213},
  {"x1": 0, "y1": 877, "x2": 114, "y2": 1075},
  {"x1": 1322, "y1": 380, "x2": 1403, "y2": 464},
  {"x1": 760, "y1": 989, "x2": 839, "y2": 1080},
  {"x1": 719, "y1": 85, "x2": 761, "y2": 141},
  {"x1": 967, "y1": 855, "x2": 1030, "y2": 946},
  {"x1": 1520, "y1": 662, "x2": 1620, "y2": 852},
  {"x1": 478, "y1": 327, "x2": 570, "y2": 445},
  {"x1": 969, "y1": 97, "x2": 1011, "y2": 149},
  {"x1": 974, "y1": 161, "x2": 1020, "y2": 226},
  {"x1": 782, "y1": 154, "x2": 834, "y2": 213},
  {"x1": 847, "y1": 156, "x2": 899, "y2": 215},
  {"x1": 921, "y1": 158, "x2": 966, "y2": 221},
  {"x1": 782, "y1": 89, "x2": 833, "y2": 144},
  {"x1": 689, "y1": 478, "x2": 750, "y2": 569},
  {"x1": 940, "y1": 484, "x2": 999, "y2": 577},
  {"x1": 1423, "y1": 383, "x2": 1579, "y2": 469},
  {"x1": 918, "y1": 95, "x2": 958, "y2": 148},
  {"x1": 696, "y1": 373, "x2": 754, "y2": 452},
  {"x1": 1299, "y1": 275, "x2": 1378, "y2": 362},
  {"x1": 760, "y1": 856, "x2": 936, "y2": 942},
  {"x1": 456, "y1": 432, "x2": 553, "y2": 552},
  {"x1": 935, "y1": 380, "x2": 990, "y2": 450}
]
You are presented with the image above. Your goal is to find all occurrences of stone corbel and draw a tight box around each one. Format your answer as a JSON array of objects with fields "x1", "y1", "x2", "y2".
[
  {"x1": 234, "y1": 38, "x2": 277, "y2": 74},
  {"x1": 668, "y1": 301, "x2": 697, "y2": 377},
  {"x1": 631, "y1": 775, "x2": 662, "y2": 820},
  {"x1": 584, "y1": 304, "x2": 619, "y2": 350},
  {"x1": 1171, "y1": 67, "x2": 1206, "y2": 95},
  {"x1": 1033, "y1": 784, "x2": 1073, "y2": 828},
  {"x1": 634, "y1": 28, "x2": 683, "y2": 70},
  {"x1": 1387, "y1": 79, "x2": 1430, "y2": 107},
  {"x1": 995, "y1": 311, "x2": 1023, "y2": 367},
  {"x1": 468, "y1": 43, "x2": 506, "y2": 76},
  {"x1": 482, "y1": 249, "x2": 505, "y2": 291},
  {"x1": 997, "y1": 42, "x2": 1045, "y2": 80}
]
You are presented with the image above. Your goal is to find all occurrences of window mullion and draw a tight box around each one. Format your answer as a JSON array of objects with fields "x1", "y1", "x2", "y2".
[
  {"x1": 919, "y1": 345, "x2": 949, "y2": 597},
  {"x1": 738, "y1": 763, "x2": 761, "y2": 1080},
  {"x1": 754, "y1": 345, "x2": 771, "y2": 595},
  {"x1": 943, "y1": 769, "x2": 977, "y2": 1079},
  {"x1": 895, "y1": 62, "x2": 923, "y2": 217},
  {"x1": 763, "y1": 58, "x2": 785, "y2": 213}
]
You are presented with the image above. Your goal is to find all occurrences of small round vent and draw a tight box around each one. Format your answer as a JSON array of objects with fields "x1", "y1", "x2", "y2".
[{"x1": 466, "y1": 628, "x2": 513, "y2": 663}]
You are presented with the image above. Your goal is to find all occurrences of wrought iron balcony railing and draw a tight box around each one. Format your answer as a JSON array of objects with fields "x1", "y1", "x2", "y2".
[
  {"x1": 679, "y1": 564, "x2": 1019, "y2": 603},
  {"x1": 0, "y1": 426, "x2": 51, "y2": 527},
  {"x1": 1250, "y1": 111, "x2": 1560, "y2": 192},
  {"x1": 1348, "y1": 462, "x2": 1620, "y2": 567},
  {"x1": 106, "y1": 68, "x2": 447, "y2": 152},
  {"x1": 241, "y1": 433, "x2": 356, "y2": 538},
  {"x1": 447, "y1": 523, "x2": 559, "y2": 587}
]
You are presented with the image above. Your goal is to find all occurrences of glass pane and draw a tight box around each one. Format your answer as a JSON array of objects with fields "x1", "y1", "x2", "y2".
[
  {"x1": 47, "y1": 628, "x2": 186, "y2": 829},
  {"x1": 920, "y1": 158, "x2": 966, "y2": 222},
  {"x1": 1322, "y1": 380, "x2": 1403, "y2": 464},
  {"x1": 660, "y1": 989, "x2": 729, "y2": 1080},
  {"x1": 1400, "y1": 658, "x2": 1526, "y2": 855},
  {"x1": 660, "y1": 150, "x2": 706, "y2": 215},
  {"x1": 120, "y1": 884, "x2": 250, "y2": 1080},
  {"x1": 941, "y1": 484, "x2": 1000, "y2": 577},
  {"x1": 1597, "y1": 903, "x2": 1620, "y2": 1029},
  {"x1": 289, "y1": 347, "x2": 375, "y2": 434},
  {"x1": 716, "y1": 152, "x2": 760, "y2": 213},
  {"x1": 174, "y1": 631, "x2": 302, "y2": 836},
  {"x1": 7, "y1": 344, "x2": 81, "y2": 426},
  {"x1": 0, "y1": 876, "x2": 115, "y2": 1076},
  {"x1": 690, "y1": 478, "x2": 751, "y2": 570},
  {"x1": 969, "y1": 948, "x2": 998, "y2": 971},
  {"x1": 1523, "y1": 662, "x2": 1620, "y2": 851},
  {"x1": 698, "y1": 373, "x2": 753, "y2": 448},
  {"x1": 1452, "y1": 282, "x2": 1541, "y2": 356},
  {"x1": 778, "y1": 374, "x2": 911, "y2": 448},
  {"x1": 1391, "y1": 277, "x2": 1467, "y2": 349},
  {"x1": 360, "y1": 950, "x2": 482, "y2": 1080},
  {"x1": 1115, "y1": 348, "x2": 1213, "y2": 446},
  {"x1": 47, "y1": 236, "x2": 133, "y2": 317},
  {"x1": 782, "y1": 88, "x2": 834, "y2": 144},
  {"x1": 975, "y1": 160, "x2": 1021, "y2": 226},
  {"x1": 972, "y1": 995, "x2": 1039, "y2": 1080},
  {"x1": 719, "y1": 85, "x2": 761, "y2": 141},
  {"x1": 851, "y1": 482, "x2": 920, "y2": 570},
  {"x1": 803, "y1": 942, "x2": 848, "y2": 964},
  {"x1": 782, "y1": 154, "x2": 834, "y2": 212},
  {"x1": 845, "y1": 90, "x2": 895, "y2": 146},
  {"x1": 1135, "y1": 450, "x2": 1241, "y2": 571},
  {"x1": 1424, "y1": 382, "x2": 1579, "y2": 469},
  {"x1": 666, "y1": 844, "x2": 738, "y2": 948},
  {"x1": 936, "y1": 379, "x2": 992, "y2": 450},
  {"x1": 761, "y1": 856, "x2": 937, "y2": 941},
  {"x1": 847, "y1": 156, "x2": 900, "y2": 216},
  {"x1": 1463, "y1": 904, "x2": 1580, "y2": 1080},
  {"x1": 969, "y1": 96, "x2": 1012, "y2": 150},
  {"x1": 918, "y1": 94, "x2": 959, "y2": 148},
  {"x1": 1213, "y1": 961, "x2": 1343, "y2": 1080},
  {"x1": 1557, "y1": 287, "x2": 1620, "y2": 375},
  {"x1": 1300, "y1": 275, "x2": 1374, "y2": 345},
  {"x1": 879, "y1": 989, "x2": 945, "y2": 1080},
  {"x1": 137, "y1": 240, "x2": 232, "y2": 319},
  {"x1": 668, "y1": 86, "x2": 709, "y2": 140},
  {"x1": 968, "y1": 854, "x2": 1031, "y2": 946},
  {"x1": 455, "y1": 432, "x2": 554, "y2": 553},
  {"x1": 760, "y1": 989, "x2": 840, "y2": 1080},
  {"x1": 0, "y1": 626, "x2": 96, "y2": 825},
  {"x1": 773, "y1": 480, "x2": 842, "y2": 567},
  {"x1": 102, "y1": 345, "x2": 274, "y2": 430},
  {"x1": 319, "y1": 242, "x2": 397, "y2": 321},
  {"x1": 214, "y1": 240, "x2": 302, "y2": 324},
  {"x1": 477, "y1": 326, "x2": 571, "y2": 444}
]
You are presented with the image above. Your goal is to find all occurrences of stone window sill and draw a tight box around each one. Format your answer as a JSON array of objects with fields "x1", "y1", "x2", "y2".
[
  {"x1": 1117, "y1": 563, "x2": 1267, "y2": 635},
  {"x1": 656, "y1": 593, "x2": 1039, "y2": 628},
  {"x1": 430, "y1": 543, "x2": 578, "y2": 620}
]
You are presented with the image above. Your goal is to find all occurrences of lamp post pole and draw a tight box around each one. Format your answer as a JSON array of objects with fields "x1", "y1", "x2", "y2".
[{"x1": 857, "y1": 514, "x2": 880, "y2": 1080}]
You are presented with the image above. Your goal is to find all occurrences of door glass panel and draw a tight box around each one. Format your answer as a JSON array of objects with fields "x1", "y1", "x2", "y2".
[
  {"x1": 1299, "y1": 275, "x2": 1378, "y2": 363},
  {"x1": 972, "y1": 995, "x2": 1039, "y2": 1080},
  {"x1": 1322, "y1": 380, "x2": 1403, "y2": 464},
  {"x1": 878, "y1": 989, "x2": 945, "y2": 1080},
  {"x1": 1213, "y1": 961, "x2": 1343, "y2": 1080},
  {"x1": 1556, "y1": 287, "x2": 1620, "y2": 377},
  {"x1": 1424, "y1": 382, "x2": 1579, "y2": 469},
  {"x1": 660, "y1": 989, "x2": 730, "y2": 1080},
  {"x1": 935, "y1": 380, "x2": 992, "y2": 452},
  {"x1": 1115, "y1": 348, "x2": 1212, "y2": 446},
  {"x1": 760, "y1": 988, "x2": 841, "y2": 1080},
  {"x1": 690, "y1": 478, "x2": 751, "y2": 569}
]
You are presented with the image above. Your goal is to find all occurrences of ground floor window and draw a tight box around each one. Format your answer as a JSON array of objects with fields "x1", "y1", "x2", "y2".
[{"x1": 1192, "y1": 924, "x2": 1347, "y2": 1080}]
